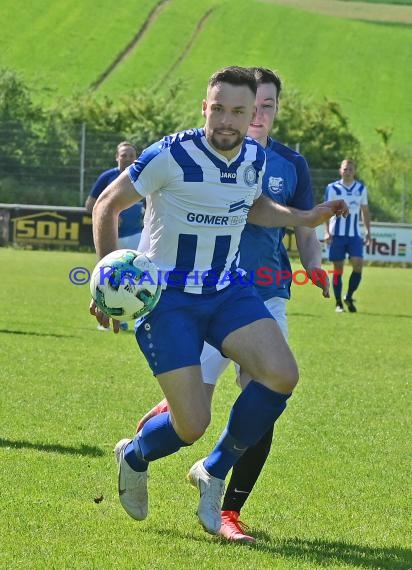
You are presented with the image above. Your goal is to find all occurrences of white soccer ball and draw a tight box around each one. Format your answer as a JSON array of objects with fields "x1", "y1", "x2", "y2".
[{"x1": 90, "y1": 249, "x2": 161, "y2": 321}]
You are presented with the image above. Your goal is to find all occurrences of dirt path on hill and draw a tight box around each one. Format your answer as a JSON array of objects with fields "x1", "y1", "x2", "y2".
[
  {"x1": 90, "y1": 0, "x2": 411, "y2": 92},
  {"x1": 160, "y1": 7, "x2": 215, "y2": 84},
  {"x1": 258, "y1": 0, "x2": 412, "y2": 24},
  {"x1": 90, "y1": 0, "x2": 171, "y2": 91}
]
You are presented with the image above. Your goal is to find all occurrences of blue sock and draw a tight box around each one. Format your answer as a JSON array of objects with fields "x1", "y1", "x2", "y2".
[
  {"x1": 204, "y1": 381, "x2": 290, "y2": 479},
  {"x1": 333, "y1": 272, "x2": 343, "y2": 301},
  {"x1": 347, "y1": 271, "x2": 362, "y2": 299},
  {"x1": 124, "y1": 412, "x2": 190, "y2": 472}
]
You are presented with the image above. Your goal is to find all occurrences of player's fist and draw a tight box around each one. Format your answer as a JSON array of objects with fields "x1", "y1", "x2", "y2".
[{"x1": 307, "y1": 199, "x2": 348, "y2": 227}]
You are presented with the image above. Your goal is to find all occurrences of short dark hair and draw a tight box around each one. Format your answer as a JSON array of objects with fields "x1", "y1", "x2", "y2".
[
  {"x1": 249, "y1": 67, "x2": 282, "y2": 101},
  {"x1": 208, "y1": 66, "x2": 257, "y2": 96},
  {"x1": 116, "y1": 141, "x2": 135, "y2": 152},
  {"x1": 341, "y1": 158, "x2": 356, "y2": 168}
]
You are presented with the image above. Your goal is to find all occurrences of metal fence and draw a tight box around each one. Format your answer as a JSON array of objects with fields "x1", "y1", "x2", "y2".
[
  {"x1": 0, "y1": 123, "x2": 409, "y2": 222},
  {"x1": 0, "y1": 122, "x2": 124, "y2": 207}
]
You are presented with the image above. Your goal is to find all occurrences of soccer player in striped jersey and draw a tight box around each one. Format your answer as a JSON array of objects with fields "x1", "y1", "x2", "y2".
[
  {"x1": 324, "y1": 159, "x2": 371, "y2": 312},
  {"x1": 90, "y1": 66, "x2": 347, "y2": 535},
  {"x1": 136, "y1": 67, "x2": 329, "y2": 543}
]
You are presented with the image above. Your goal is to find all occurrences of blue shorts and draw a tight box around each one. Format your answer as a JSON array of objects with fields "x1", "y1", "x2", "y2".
[
  {"x1": 329, "y1": 235, "x2": 363, "y2": 261},
  {"x1": 135, "y1": 281, "x2": 273, "y2": 376}
]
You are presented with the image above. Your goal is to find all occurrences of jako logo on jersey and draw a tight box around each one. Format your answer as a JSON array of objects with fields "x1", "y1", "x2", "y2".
[
  {"x1": 220, "y1": 171, "x2": 237, "y2": 182},
  {"x1": 243, "y1": 165, "x2": 257, "y2": 186},
  {"x1": 268, "y1": 176, "x2": 284, "y2": 194}
]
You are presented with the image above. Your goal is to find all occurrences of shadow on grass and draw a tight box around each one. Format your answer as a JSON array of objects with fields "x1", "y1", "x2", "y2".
[
  {"x1": 290, "y1": 312, "x2": 412, "y2": 320},
  {"x1": 359, "y1": 312, "x2": 412, "y2": 319},
  {"x1": 0, "y1": 438, "x2": 104, "y2": 457},
  {"x1": 250, "y1": 533, "x2": 412, "y2": 570},
  {"x1": 153, "y1": 528, "x2": 411, "y2": 569},
  {"x1": 0, "y1": 328, "x2": 78, "y2": 338}
]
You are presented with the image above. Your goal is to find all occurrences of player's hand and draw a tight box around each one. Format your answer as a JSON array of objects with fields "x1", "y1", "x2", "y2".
[
  {"x1": 307, "y1": 267, "x2": 330, "y2": 298},
  {"x1": 89, "y1": 299, "x2": 121, "y2": 333},
  {"x1": 324, "y1": 232, "x2": 332, "y2": 245},
  {"x1": 364, "y1": 232, "x2": 371, "y2": 247},
  {"x1": 307, "y1": 199, "x2": 348, "y2": 227}
]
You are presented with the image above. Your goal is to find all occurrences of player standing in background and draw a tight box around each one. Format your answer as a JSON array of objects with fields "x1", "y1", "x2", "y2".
[
  {"x1": 86, "y1": 141, "x2": 144, "y2": 330},
  {"x1": 90, "y1": 66, "x2": 347, "y2": 536},
  {"x1": 324, "y1": 159, "x2": 371, "y2": 313},
  {"x1": 136, "y1": 67, "x2": 328, "y2": 543}
]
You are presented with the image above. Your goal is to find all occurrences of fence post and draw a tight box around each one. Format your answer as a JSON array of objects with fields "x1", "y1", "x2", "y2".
[
  {"x1": 79, "y1": 122, "x2": 86, "y2": 206},
  {"x1": 402, "y1": 171, "x2": 408, "y2": 223}
]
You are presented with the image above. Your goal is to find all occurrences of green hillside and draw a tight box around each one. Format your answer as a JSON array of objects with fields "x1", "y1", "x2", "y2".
[
  {"x1": 348, "y1": 0, "x2": 412, "y2": 4},
  {"x1": 0, "y1": 0, "x2": 411, "y2": 148}
]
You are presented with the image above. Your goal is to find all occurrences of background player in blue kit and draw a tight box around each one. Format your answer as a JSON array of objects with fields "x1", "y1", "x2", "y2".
[
  {"x1": 90, "y1": 66, "x2": 347, "y2": 535},
  {"x1": 86, "y1": 141, "x2": 144, "y2": 330},
  {"x1": 86, "y1": 141, "x2": 144, "y2": 249},
  {"x1": 324, "y1": 158, "x2": 371, "y2": 313},
  {"x1": 135, "y1": 67, "x2": 329, "y2": 543}
]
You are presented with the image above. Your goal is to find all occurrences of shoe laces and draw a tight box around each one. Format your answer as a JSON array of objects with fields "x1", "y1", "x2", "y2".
[{"x1": 222, "y1": 510, "x2": 250, "y2": 533}]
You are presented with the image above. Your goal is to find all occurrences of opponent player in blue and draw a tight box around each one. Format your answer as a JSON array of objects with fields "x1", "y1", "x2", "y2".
[
  {"x1": 86, "y1": 141, "x2": 144, "y2": 250},
  {"x1": 324, "y1": 158, "x2": 371, "y2": 312},
  {"x1": 135, "y1": 67, "x2": 328, "y2": 543},
  {"x1": 87, "y1": 141, "x2": 144, "y2": 331},
  {"x1": 90, "y1": 66, "x2": 347, "y2": 535}
]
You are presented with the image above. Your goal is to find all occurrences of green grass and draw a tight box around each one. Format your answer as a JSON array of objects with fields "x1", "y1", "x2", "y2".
[
  {"x1": 1, "y1": 248, "x2": 411, "y2": 569},
  {"x1": 346, "y1": 0, "x2": 412, "y2": 5},
  {"x1": 0, "y1": 0, "x2": 411, "y2": 148},
  {"x1": 0, "y1": 0, "x2": 159, "y2": 96}
]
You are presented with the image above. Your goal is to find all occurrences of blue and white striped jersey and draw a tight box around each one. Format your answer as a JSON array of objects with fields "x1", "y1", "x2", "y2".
[
  {"x1": 128, "y1": 128, "x2": 265, "y2": 294},
  {"x1": 325, "y1": 179, "x2": 368, "y2": 237}
]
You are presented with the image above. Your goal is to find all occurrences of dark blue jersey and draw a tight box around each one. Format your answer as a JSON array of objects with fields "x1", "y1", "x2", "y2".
[
  {"x1": 90, "y1": 167, "x2": 143, "y2": 238},
  {"x1": 238, "y1": 138, "x2": 313, "y2": 300}
]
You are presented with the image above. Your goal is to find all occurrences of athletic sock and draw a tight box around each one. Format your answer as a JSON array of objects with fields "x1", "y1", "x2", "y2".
[
  {"x1": 124, "y1": 412, "x2": 189, "y2": 472},
  {"x1": 333, "y1": 272, "x2": 343, "y2": 302},
  {"x1": 204, "y1": 381, "x2": 290, "y2": 479},
  {"x1": 347, "y1": 271, "x2": 362, "y2": 299},
  {"x1": 222, "y1": 424, "x2": 274, "y2": 512}
]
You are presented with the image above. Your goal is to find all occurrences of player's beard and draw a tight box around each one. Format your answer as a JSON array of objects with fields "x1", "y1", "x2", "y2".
[{"x1": 210, "y1": 129, "x2": 244, "y2": 152}]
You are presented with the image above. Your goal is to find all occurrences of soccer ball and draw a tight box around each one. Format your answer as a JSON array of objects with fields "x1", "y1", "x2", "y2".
[{"x1": 90, "y1": 249, "x2": 161, "y2": 321}]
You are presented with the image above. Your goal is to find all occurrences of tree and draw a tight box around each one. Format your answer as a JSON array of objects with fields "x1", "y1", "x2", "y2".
[{"x1": 274, "y1": 90, "x2": 361, "y2": 168}]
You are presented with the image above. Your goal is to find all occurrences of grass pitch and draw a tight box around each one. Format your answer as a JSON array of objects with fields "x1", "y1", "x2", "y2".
[{"x1": 0, "y1": 248, "x2": 411, "y2": 569}]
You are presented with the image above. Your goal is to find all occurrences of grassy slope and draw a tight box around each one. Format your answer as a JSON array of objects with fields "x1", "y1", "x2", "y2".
[
  {"x1": 0, "y1": 0, "x2": 159, "y2": 95},
  {"x1": 1, "y1": 248, "x2": 411, "y2": 569},
  {"x1": 113, "y1": 0, "x2": 410, "y2": 148},
  {"x1": 348, "y1": 0, "x2": 412, "y2": 4},
  {"x1": 99, "y1": 0, "x2": 219, "y2": 92},
  {"x1": 0, "y1": 0, "x2": 411, "y2": 147}
]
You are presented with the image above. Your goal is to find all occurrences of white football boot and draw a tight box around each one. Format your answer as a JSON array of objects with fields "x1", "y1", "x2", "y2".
[
  {"x1": 187, "y1": 459, "x2": 225, "y2": 534},
  {"x1": 114, "y1": 438, "x2": 148, "y2": 520}
]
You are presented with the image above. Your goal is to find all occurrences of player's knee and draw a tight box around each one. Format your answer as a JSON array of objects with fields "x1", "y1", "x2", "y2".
[
  {"x1": 174, "y1": 412, "x2": 211, "y2": 444},
  {"x1": 267, "y1": 361, "x2": 299, "y2": 393}
]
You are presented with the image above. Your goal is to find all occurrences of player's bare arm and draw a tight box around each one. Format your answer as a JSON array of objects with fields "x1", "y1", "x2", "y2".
[
  {"x1": 90, "y1": 170, "x2": 144, "y2": 332},
  {"x1": 361, "y1": 204, "x2": 371, "y2": 245},
  {"x1": 85, "y1": 195, "x2": 97, "y2": 213},
  {"x1": 295, "y1": 226, "x2": 330, "y2": 298},
  {"x1": 247, "y1": 195, "x2": 348, "y2": 228},
  {"x1": 92, "y1": 170, "x2": 143, "y2": 259}
]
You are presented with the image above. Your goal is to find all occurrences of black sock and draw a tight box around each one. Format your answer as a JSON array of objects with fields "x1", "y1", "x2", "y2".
[
  {"x1": 347, "y1": 271, "x2": 362, "y2": 299},
  {"x1": 222, "y1": 424, "x2": 274, "y2": 513},
  {"x1": 333, "y1": 272, "x2": 343, "y2": 302}
]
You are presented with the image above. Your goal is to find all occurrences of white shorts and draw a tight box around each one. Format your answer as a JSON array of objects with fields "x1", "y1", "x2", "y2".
[
  {"x1": 201, "y1": 296, "x2": 288, "y2": 385},
  {"x1": 117, "y1": 232, "x2": 142, "y2": 251}
]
